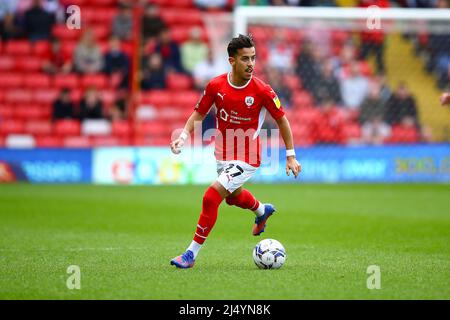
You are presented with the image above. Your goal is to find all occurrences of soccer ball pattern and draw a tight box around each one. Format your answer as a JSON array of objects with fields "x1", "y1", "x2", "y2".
[{"x1": 253, "y1": 239, "x2": 286, "y2": 269}]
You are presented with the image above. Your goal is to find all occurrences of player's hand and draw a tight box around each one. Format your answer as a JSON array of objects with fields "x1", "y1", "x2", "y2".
[
  {"x1": 170, "y1": 137, "x2": 185, "y2": 154},
  {"x1": 286, "y1": 156, "x2": 301, "y2": 179},
  {"x1": 440, "y1": 92, "x2": 450, "y2": 106}
]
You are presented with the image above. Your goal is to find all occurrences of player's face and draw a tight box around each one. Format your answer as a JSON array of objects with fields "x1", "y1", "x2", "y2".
[{"x1": 230, "y1": 47, "x2": 256, "y2": 81}]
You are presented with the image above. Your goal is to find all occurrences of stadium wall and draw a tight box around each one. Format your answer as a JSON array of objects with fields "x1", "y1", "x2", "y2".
[{"x1": 1, "y1": 145, "x2": 449, "y2": 184}]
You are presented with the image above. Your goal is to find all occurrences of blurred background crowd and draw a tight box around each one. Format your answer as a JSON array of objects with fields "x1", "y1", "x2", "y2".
[{"x1": 0, "y1": 0, "x2": 449, "y2": 148}]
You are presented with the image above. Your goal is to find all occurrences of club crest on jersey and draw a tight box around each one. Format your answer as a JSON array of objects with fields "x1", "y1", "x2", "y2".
[{"x1": 245, "y1": 96, "x2": 254, "y2": 107}]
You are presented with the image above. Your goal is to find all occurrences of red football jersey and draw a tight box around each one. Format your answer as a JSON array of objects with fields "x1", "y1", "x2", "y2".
[{"x1": 195, "y1": 73, "x2": 285, "y2": 167}]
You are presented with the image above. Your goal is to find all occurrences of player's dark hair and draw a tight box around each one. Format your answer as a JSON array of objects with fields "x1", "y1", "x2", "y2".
[{"x1": 227, "y1": 34, "x2": 255, "y2": 57}]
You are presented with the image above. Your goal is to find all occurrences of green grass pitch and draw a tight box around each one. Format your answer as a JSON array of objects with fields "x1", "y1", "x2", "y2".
[{"x1": 0, "y1": 183, "x2": 449, "y2": 299}]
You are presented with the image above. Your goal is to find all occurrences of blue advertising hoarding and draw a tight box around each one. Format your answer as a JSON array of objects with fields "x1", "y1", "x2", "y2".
[
  {"x1": 0, "y1": 149, "x2": 92, "y2": 183},
  {"x1": 0, "y1": 144, "x2": 448, "y2": 184},
  {"x1": 255, "y1": 144, "x2": 450, "y2": 183}
]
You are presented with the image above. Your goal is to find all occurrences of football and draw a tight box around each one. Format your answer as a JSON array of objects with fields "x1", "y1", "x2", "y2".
[{"x1": 253, "y1": 239, "x2": 286, "y2": 269}]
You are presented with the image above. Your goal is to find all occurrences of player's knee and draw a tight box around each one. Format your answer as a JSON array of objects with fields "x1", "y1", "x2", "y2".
[
  {"x1": 225, "y1": 196, "x2": 236, "y2": 206},
  {"x1": 202, "y1": 187, "x2": 222, "y2": 208}
]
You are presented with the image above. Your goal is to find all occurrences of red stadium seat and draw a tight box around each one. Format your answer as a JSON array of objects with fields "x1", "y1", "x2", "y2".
[
  {"x1": 292, "y1": 91, "x2": 314, "y2": 109},
  {"x1": 140, "y1": 90, "x2": 172, "y2": 107},
  {"x1": 5, "y1": 89, "x2": 33, "y2": 104},
  {"x1": 284, "y1": 75, "x2": 302, "y2": 91},
  {"x1": 135, "y1": 121, "x2": 168, "y2": 136},
  {"x1": 340, "y1": 122, "x2": 362, "y2": 144},
  {"x1": 99, "y1": 89, "x2": 116, "y2": 107},
  {"x1": 166, "y1": 73, "x2": 193, "y2": 90},
  {"x1": 5, "y1": 41, "x2": 32, "y2": 55},
  {"x1": 14, "y1": 104, "x2": 51, "y2": 120},
  {"x1": 25, "y1": 120, "x2": 53, "y2": 135},
  {"x1": 0, "y1": 104, "x2": 14, "y2": 118},
  {"x1": 89, "y1": 0, "x2": 117, "y2": 6},
  {"x1": 15, "y1": 57, "x2": 43, "y2": 72},
  {"x1": 0, "y1": 73, "x2": 23, "y2": 88},
  {"x1": 60, "y1": 0, "x2": 86, "y2": 6},
  {"x1": 0, "y1": 119, "x2": 25, "y2": 134},
  {"x1": 112, "y1": 121, "x2": 132, "y2": 136},
  {"x1": 293, "y1": 107, "x2": 320, "y2": 125},
  {"x1": 54, "y1": 120, "x2": 81, "y2": 136},
  {"x1": 33, "y1": 89, "x2": 59, "y2": 105},
  {"x1": 91, "y1": 25, "x2": 110, "y2": 41},
  {"x1": 35, "y1": 135, "x2": 63, "y2": 147},
  {"x1": 81, "y1": 74, "x2": 109, "y2": 89},
  {"x1": 64, "y1": 136, "x2": 92, "y2": 148},
  {"x1": 33, "y1": 40, "x2": 51, "y2": 58},
  {"x1": 53, "y1": 74, "x2": 80, "y2": 89},
  {"x1": 386, "y1": 125, "x2": 420, "y2": 144},
  {"x1": 23, "y1": 74, "x2": 51, "y2": 88},
  {"x1": 52, "y1": 24, "x2": 82, "y2": 41},
  {"x1": 170, "y1": 26, "x2": 208, "y2": 43},
  {"x1": 171, "y1": 90, "x2": 201, "y2": 108},
  {"x1": 92, "y1": 136, "x2": 129, "y2": 147},
  {"x1": 160, "y1": 9, "x2": 202, "y2": 26},
  {"x1": 0, "y1": 56, "x2": 15, "y2": 71},
  {"x1": 61, "y1": 41, "x2": 77, "y2": 60}
]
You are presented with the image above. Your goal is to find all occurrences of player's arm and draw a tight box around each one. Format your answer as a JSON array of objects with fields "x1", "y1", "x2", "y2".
[
  {"x1": 275, "y1": 115, "x2": 302, "y2": 179},
  {"x1": 170, "y1": 111, "x2": 206, "y2": 154}
]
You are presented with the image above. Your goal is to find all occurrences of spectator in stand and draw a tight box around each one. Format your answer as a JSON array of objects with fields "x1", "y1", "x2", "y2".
[
  {"x1": 427, "y1": 0, "x2": 450, "y2": 88},
  {"x1": 339, "y1": 62, "x2": 369, "y2": 110},
  {"x1": 0, "y1": 0, "x2": 17, "y2": 41},
  {"x1": 23, "y1": 0, "x2": 55, "y2": 41},
  {"x1": 385, "y1": 82, "x2": 419, "y2": 126},
  {"x1": 375, "y1": 72, "x2": 392, "y2": 104},
  {"x1": 109, "y1": 89, "x2": 128, "y2": 120},
  {"x1": 154, "y1": 28, "x2": 183, "y2": 73},
  {"x1": 140, "y1": 53, "x2": 166, "y2": 90},
  {"x1": 266, "y1": 66, "x2": 292, "y2": 108},
  {"x1": 194, "y1": 0, "x2": 227, "y2": 10},
  {"x1": 181, "y1": 27, "x2": 208, "y2": 75},
  {"x1": 193, "y1": 49, "x2": 228, "y2": 90},
  {"x1": 268, "y1": 30, "x2": 295, "y2": 73},
  {"x1": 52, "y1": 88, "x2": 75, "y2": 121},
  {"x1": 358, "y1": 0, "x2": 389, "y2": 73},
  {"x1": 296, "y1": 40, "x2": 323, "y2": 95},
  {"x1": 390, "y1": 115, "x2": 420, "y2": 143},
  {"x1": 42, "y1": 38, "x2": 72, "y2": 74},
  {"x1": 79, "y1": 87, "x2": 104, "y2": 120},
  {"x1": 142, "y1": 4, "x2": 166, "y2": 41},
  {"x1": 103, "y1": 36, "x2": 130, "y2": 89},
  {"x1": 74, "y1": 29, "x2": 104, "y2": 74},
  {"x1": 112, "y1": 4, "x2": 133, "y2": 41},
  {"x1": 361, "y1": 115, "x2": 391, "y2": 145},
  {"x1": 314, "y1": 59, "x2": 341, "y2": 105},
  {"x1": 359, "y1": 81, "x2": 386, "y2": 124}
]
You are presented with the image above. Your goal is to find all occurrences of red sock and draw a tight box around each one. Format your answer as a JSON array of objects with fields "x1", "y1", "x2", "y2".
[
  {"x1": 193, "y1": 187, "x2": 224, "y2": 244},
  {"x1": 225, "y1": 189, "x2": 259, "y2": 211}
]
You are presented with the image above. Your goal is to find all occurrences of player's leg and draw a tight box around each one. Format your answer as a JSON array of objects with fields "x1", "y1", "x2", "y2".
[
  {"x1": 225, "y1": 187, "x2": 276, "y2": 236},
  {"x1": 170, "y1": 181, "x2": 229, "y2": 269}
]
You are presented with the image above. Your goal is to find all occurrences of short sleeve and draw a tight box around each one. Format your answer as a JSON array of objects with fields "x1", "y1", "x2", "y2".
[
  {"x1": 263, "y1": 85, "x2": 285, "y2": 120},
  {"x1": 194, "y1": 81, "x2": 216, "y2": 115}
]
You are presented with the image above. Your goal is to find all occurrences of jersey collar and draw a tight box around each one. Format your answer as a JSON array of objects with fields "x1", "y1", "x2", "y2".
[{"x1": 227, "y1": 72, "x2": 252, "y2": 89}]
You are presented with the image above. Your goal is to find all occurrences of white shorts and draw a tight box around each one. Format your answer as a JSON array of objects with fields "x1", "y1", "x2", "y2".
[{"x1": 216, "y1": 160, "x2": 258, "y2": 193}]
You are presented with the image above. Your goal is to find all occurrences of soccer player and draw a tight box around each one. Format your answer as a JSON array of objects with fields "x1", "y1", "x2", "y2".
[{"x1": 169, "y1": 34, "x2": 301, "y2": 268}]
